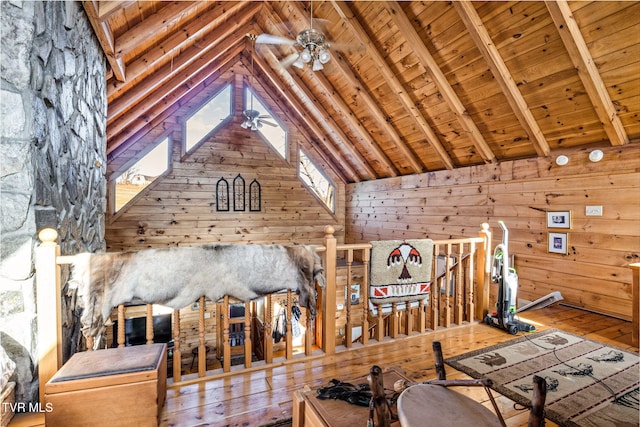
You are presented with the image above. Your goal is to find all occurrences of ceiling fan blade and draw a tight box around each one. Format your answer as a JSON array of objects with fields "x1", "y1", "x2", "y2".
[
  {"x1": 277, "y1": 52, "x2": 301, "y2": 69},
  {"x1": 259, "y1": 120, "x2": 278, "y2": 127},
  {"x1": 256, "y1": 33, "x2": 296, "y2": 46}
]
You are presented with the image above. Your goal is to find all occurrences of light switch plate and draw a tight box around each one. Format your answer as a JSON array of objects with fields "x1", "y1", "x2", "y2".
[{"x1": 586, "y1": 206, "x2": 603, "y2": 216}]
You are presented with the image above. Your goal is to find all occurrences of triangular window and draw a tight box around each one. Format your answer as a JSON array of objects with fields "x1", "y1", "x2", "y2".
[
  {"x1": 114, "y1": 137, "x2": 169, "y2": 212},
  {"x1": 244, "y1": 87, "x2": 287, "y2": 159},
  {"x1": 185, "y1": 84, "x2": 232, "y2": 153},
  {"x1": 299, "y1": 149, "x2": 334, "y2": 212}
]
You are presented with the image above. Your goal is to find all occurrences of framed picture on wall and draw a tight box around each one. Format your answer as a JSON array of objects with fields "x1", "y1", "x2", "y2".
[
  {"x1": 546, "y1": 210, "x2": 571, "y2": 229},
  {"x1": 548, "y1": 232, "x2": 568, "y2": 254}
]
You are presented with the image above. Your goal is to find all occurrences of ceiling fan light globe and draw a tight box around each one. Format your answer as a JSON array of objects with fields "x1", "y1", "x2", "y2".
[
  {"x1": 292, "y1": 55, "x2": 304, "y2": 69},
  {"x1": 312, "y1": 58, "x2": 324, "y2": 71},
  {"x1": 300, "y1": 48, "x2": 312, "y2": 63},
  {"x1": 318, "y1": 49, "x2": 330, "y2": 64}
]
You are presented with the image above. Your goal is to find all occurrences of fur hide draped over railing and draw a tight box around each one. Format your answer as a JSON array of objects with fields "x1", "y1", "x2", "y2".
[{"x1": 68, "y1": 244, "x2": 325, "y2": 346}]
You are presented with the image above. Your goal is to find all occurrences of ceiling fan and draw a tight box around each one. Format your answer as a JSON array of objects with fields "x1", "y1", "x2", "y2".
[
  {"x1": 240, "y1": 109, "x2": 277, "y2": 131},
  {"x1": 256, "y1": 2, "x2": 331, "y2": 71}
]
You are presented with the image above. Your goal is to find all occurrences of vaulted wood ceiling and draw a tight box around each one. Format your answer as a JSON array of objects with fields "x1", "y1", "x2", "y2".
[{"x1": 83, "y1": 1, "x2": 639, "y2": 184}]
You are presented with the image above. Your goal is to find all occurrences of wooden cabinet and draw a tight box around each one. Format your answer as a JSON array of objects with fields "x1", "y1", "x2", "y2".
[{"x1": 44, "y1": 344, "x2": 166, "y2": 427}]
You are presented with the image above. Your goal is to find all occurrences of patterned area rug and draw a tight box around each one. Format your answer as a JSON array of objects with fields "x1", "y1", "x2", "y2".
[{"x1": 446, "y1": 329, "x2": 639, "y2": 427}]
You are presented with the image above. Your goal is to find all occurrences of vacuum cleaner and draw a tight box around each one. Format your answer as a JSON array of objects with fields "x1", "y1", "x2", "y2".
[{"x1": 484, "y1": 221, "x2": 536, "y2": 335}]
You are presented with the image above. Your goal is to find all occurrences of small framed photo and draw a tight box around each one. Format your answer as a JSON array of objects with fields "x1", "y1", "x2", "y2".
[
  {"x1": 547, "y1": 210, "x2": 571, "y2": 229},
  {"x1": 548, "y1": 232, "x2": 568, "y2": 254}
]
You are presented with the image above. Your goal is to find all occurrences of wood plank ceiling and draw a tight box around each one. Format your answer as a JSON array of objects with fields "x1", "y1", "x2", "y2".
[{"x1": 83, "y1": 1, "x2": 639, "y2": 185}]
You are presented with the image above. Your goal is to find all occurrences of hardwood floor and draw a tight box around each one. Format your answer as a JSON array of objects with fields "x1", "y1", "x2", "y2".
[
  {"x1": 159, "y1": 305, "x2": 637, "y2": 427},
  {"x1": 9, "y1": 304, "x2": 636, "y2": 427}
]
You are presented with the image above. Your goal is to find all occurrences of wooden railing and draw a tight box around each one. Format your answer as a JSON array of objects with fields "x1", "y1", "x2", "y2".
[{"x1": 35, "y1": 224, "x2": 492, "y2": 394}]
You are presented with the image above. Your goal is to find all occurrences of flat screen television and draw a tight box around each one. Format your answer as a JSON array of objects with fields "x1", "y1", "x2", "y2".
[{"x1": 112, "y1": 313, "x2": 172, "y2": 347}]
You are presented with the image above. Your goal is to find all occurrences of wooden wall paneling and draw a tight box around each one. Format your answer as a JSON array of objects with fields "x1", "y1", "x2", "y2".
[{"x1": 346, "y1": 144, "x2": 640, "y2": 321}]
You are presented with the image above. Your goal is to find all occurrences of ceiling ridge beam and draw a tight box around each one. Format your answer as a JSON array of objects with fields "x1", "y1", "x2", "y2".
[
  {"x1": 453, "y1": 1, "x2": 551, "y2": 157},
  {"x1": 545, "y1": 0, "x2": 628, "y2": 146},
  {"x1": 108, "y1": 1, "x2": 260, "y2": 103},
  {"x1": 266, "y1": 2, "x2": 399, "y2": 178},
  {"x1": 256, "y1": 46, "x2": 372, "y2": 182},
  {"x1": 107, "y1": 40, "x2": 245, "y2": 153},
  {"x1": 331, "y1": 1, "x2": 455, "y2": 170},
  {"x1": 107, "y1": 8, "x2": 257, "y2": 125},
  {"x1": 114, "y1": 1, "x2": 200, "y2": 58},
  {"x1": 253, "y1": 50, "x2": 361, "y2": 183},
  {"x1": 385, "y1": 1, "x2": 497, "y2": 163},
  {"x1": 82, "y1": 0, "x2": 125, "y2": 81}
]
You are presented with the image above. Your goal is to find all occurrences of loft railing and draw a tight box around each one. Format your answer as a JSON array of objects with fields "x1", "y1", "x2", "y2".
[{"x1": 35, "y1": 224, "x2": 492, "y2": 394}]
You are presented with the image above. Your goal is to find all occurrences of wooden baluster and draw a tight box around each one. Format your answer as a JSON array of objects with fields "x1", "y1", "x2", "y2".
[
  {"x1": 173, "y1": 309, "x2": 181, "y2": 382},
  {"x1": 222, "y1": 296, "x2": 231, "y2": 372},
  {"x1": 117, "y1": 305, "x2": 125, "y2": 347},
  {"x1": 286, "y1": 290, "x2": 293, "y2": 360},
  {"x1": 322, "y1": 225, "x2": 337, "y2": 355},
  {"x1": 443, "y1": 243, "x2": 452, "y2": 328},
  {"x1": 375, "y1": 304, "x2": 384, "y2": 341},
  {"x1": 418, "y1": 298, "x2": 426, "y2": 333},
  {"x1": 361, "y1": 247, "x2": 370, "y2": 345},
  {"x1": 430, "y1": 243, "x2": 440, "y2": 330},
  {"x1": 345, "y1": 249, "x2": 353, "y2": 348},
  {"x1": 146, "y1": 303, "x2": 154, "y2": 344},
  {"x1": 35, "y1": 228, "x2": 62, "y2": 402},
  {"x1": 467, "y1": 241, "x2": 477, "y2": 322},
  {"x1": 455, "y1": 244, "x2": 464, "y2": 325},
  {"x1": 390, "y1": 302, "x2": 398, "y2": 338},
  {"x1": 198, "y1": 296, "x2": 207, "y2": 376},
  {"x1": 476, "y1": 223, "x2": 492, "y2": 320},
  {"x1": 264, "y1": 294, "x2": 273, "y2": 364},
  {"x1": 244, "y1": 301, "x2": 252, "y2": 368},
  {"x1": 405, "y1": 301, "x2": 414, "y2": 335},
  {"x1": 305, "y1": 293, "x2": 313, "y2": 356}
]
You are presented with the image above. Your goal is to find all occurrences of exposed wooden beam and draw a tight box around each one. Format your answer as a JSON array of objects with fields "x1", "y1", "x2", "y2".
[
  {"x1": 256, "y1": 48, "x2": 371, "y2": 182},
  {"x1": 96, "y1": 1, "x2": 136, "y2": 21},
  {"x1": 545, "y1": 0, "x2": 628, "y2": 146},
  {"x1": 329, "y1": 50, "x2": 428, "y2": 174},
  {"x1": 331, "y1": 1, "x2": 456, "y2": 171},
  {"x1": 385, "y1": 1, "x2": 497, "y2": 163},
  {"x1": 114, "y1": 1, "x2": 199, "y2": 58},
  {"x1": 242, "y1": 63, "x2": 350, "y2": 184},
  {"x1": 107, "y1": 1, "x2": 260, "y2": 103},
  {"x1": 82, "y1": 0, "x2": 125, "y2": 81},
  {"x1": 453, "y1": 1, "x2": 551, "y2": 157},
  {"x1": 108, "y1": 5, "x2": 258, "y2": 124},
  {"x1": 254, "y1": 51, "x2": 361, "y2": 183},
  {"x1": 107, "y1": 39, "x2": 245, "y2": 153},
  {"x1": 267, "y1": 2, "x2": 399, "y2": 178},
  {"x1": 108, "y1": 61, "x2": 236, "y2": 159}
]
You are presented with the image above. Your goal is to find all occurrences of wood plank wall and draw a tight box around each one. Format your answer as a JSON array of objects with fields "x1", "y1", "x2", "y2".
[
  {"x1": 346, "y1": 144, "x2": 640, "y2": 321},
  {"x1": 105, "y1": 119, "x2": 345, "y2": 251}
]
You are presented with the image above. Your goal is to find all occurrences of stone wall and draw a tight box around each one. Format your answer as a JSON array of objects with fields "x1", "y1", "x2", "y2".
[{"x1": 0, "y1": 0, "x2": 106, "y2": 404}]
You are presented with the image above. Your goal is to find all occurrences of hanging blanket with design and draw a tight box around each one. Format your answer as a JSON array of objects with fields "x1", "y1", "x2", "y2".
[{"x1": 369, "y1": 239, "x2": 433, "y2": 306}]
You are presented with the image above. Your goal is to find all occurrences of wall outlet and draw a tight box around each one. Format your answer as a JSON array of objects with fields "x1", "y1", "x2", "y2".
[
  {"x1": 337, "y1": 303, "x2": 344, "y2": 310},
  {"x1": 586, "y1": 205, "x2": 603, "y2": 216},
  {"x1": 204, "y1": 312, "x2": 211, "y2": 319}
]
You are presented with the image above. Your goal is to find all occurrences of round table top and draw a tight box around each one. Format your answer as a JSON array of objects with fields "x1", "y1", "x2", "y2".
[{"x1": 397, "y1": 383, "x2": 502, "y2": 427}]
